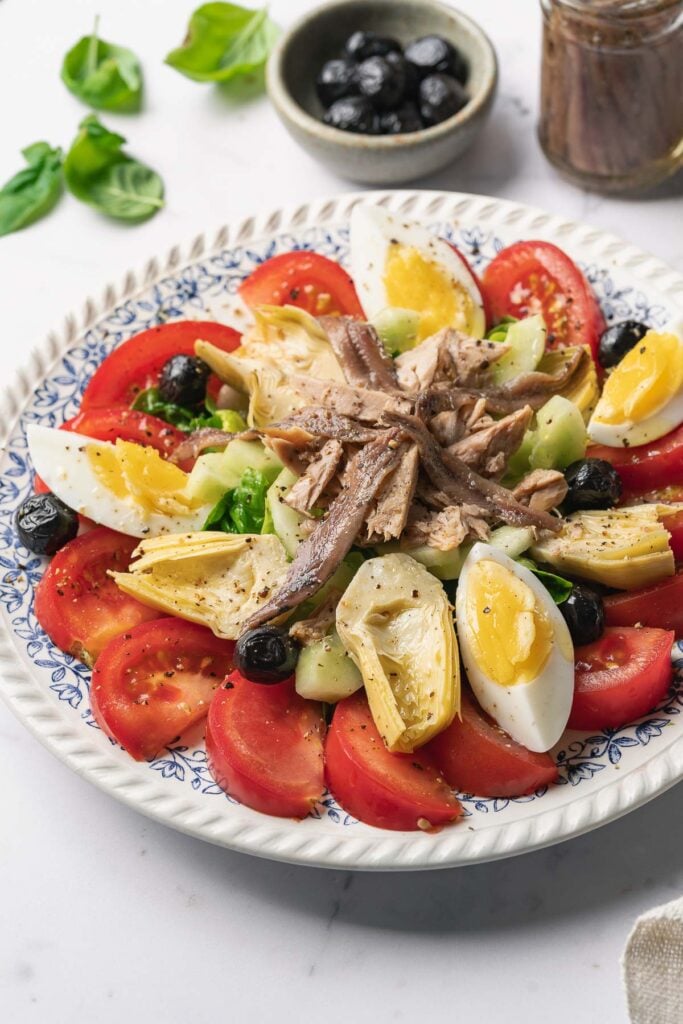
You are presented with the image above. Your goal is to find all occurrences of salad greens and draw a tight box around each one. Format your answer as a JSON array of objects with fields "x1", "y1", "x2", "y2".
[
  {"x1": 518, "y1": 558, "x2": 572, "y2": 605},
  {"x1": 203, "y1": 467, "x2": 271, "y2": 533},
  {"x1": 63, "y1": 115, "x2": 164, "y2": 222},
  {"x1": 61, "y1": 18, "x2": 143, "y2": 112},
  {"x1": 132, "y1": 387, "x2": 247, "y2": 433},
  {"x1": 0, "y1": 143, "x2": 63, "y2": 237},
  {"x1": 165, "y1": 2, "x2": 278, "y2": 83}
]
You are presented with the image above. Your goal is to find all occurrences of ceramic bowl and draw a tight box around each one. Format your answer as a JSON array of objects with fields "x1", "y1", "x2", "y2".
[{"x1": 266, "y1": 0, "x2": 498, "y2": 185}]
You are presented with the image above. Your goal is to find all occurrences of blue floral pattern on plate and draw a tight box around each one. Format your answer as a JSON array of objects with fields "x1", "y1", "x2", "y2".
[{"x1": 0, "y1": 222, "x2": 677, "y2": 828}]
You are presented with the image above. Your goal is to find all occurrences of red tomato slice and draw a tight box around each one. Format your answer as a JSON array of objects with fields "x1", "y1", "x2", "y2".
[
  {"x1": 324, "y1": 691, "x2": 462, "y2": 832},
  {"x1": 663, "y1": 511, "x2": 683, "y2": 561},
  {"x1": 239, "y1": 251, "x2": 364, "y2": 318},
  {"x1": 589, "y1": 424, "x2": 683, "y2": 493},
  {"x1": 569, "y1": 627, "x2": 674, "y2": 730},
  {"x1": 35, "y1": 527, "x2": 162, "y2": 666},
  {"x1": 482, "y1": 240, "x2": 605, "y2": 361},
  {"x1": 605, "y1": 572, "x2": 683, "y2": 636},
  {"x1": 91, "y1": 618, "x2": 234, "y2": 761},
  {"x1": 206, "y1": 670, "x2": 325, "y2": 819},
  {"x1": 426, "y1": 690, "x2": 558, "y2": 798},
  {"x1": 80, "y1": 321, "x2": 241, "y2": 409}
]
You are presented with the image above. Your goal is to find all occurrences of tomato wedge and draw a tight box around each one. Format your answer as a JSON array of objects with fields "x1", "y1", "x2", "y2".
[
  {"x1": 91, "y1": 618, "x2": 234, "y2": 761},
  {"x1": 569, "y1": 627, "x2": 674, "y2": 730},
  {"x1": 482, "y1": 240, "x2": 605, "y2": 361},
  {"x1": 80, "y1": 320, "x2": 241, "y2": 409},
  {"x1": 605, "y1": 572, "x2": 683, "y2": 636},
  {"x1": 206, "y1": 670, "x2": 325, "y2": 819},
  {"x1": 239, "y1": 252, "x2": 364, "y2": 318},
  {"x1": 33, "y1": 408, "x2": 189, "y2": 493},
  {"x1": 35, "y1": 527, "x2": 161, "y2": 666},
  {"x1": 589, "y1": 423, "x2": 683, "y2": 493},
  {"x1": 426, "y1": 690, "x2": 558, "y2": 798},
  {"x1": 325, "y1": 691, "x2": 462, "y2": 831}
]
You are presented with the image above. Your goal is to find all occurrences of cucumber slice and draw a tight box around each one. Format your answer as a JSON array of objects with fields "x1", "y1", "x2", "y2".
[
  {"x1": 491, "y1": 315, "x2": 547, "y2": 383},
  {"x1": 186, "y1": 440, "x2": 281, "y2": 504},
  {"x1": 295, "y1": 630, "x2": 363, "y2": 703},
  {"x1": 489, "y1": 525, "x2": 535, "y2": 559},
  {"x1": 399, "y1": 543, "x2": 465, "y2": 581},
  {"x1": 530, "y1": 395, "x2": 587, "y2": 471},
  {"x1": 266, "y1": 468, "x2": 309, "y2": 557},
  {"x1": 372, "y1": 307, "x2": 421, "y2": 355}
]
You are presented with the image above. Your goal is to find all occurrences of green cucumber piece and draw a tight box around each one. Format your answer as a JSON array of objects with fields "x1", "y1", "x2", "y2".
[
  {"x1": 295, "y1": 630, "x2": 363, "y2": 703},
  {"x1": 491, "y1": 314, "x2": 547, "y2": 384},
  {"x1": 186, "y1": 440, "x2": 280, "y2": 503},
  {"x1": 266, "y1": 468, "x2": 309, "y2": 557},
  {"x1": 372, "y1": 307, "x2": 421, "y2": 355},
  {"x1": 530, "y1": 395, "x2": 587, "y2": 471}
]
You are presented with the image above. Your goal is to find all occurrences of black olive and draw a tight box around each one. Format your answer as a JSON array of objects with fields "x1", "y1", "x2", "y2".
[
  {"x1": 344, "y1": 31, "x2": 401, "y2": 62},
  {"x1": 323, "y1": 95, "x2": 379, "y2": 133},
  {"x1": 158, "y1": 355, "x2": 210, "y2": 408},
  {"x1": 234, "y1": 626, "x2": 300, "y2": 684},
  {"x1": 418, "y1": 73, "x2": 468, "y2": 126},
  {"x1": 316, "y1": 58, "x2": 358, "y2": 107},
  {"x1": 405, "y1": 35, "x2": 468, "y2": 84},
  {"x1": 563, "y1": 458, "x2": 623, "y2": 512},
  {"x1": 560, "y1": 585, "x2": 605, "y2": 646},
  {"x1": 378, "y1": 102, "x2": 424, "y2": 134},
  {"x1": 385, "y1": 51, "x2": 419, "y2": 99},
  {"x1": 357, "y1": 55, "x2": 407, "y2": 111},
  {"x1": 598, "y1": 320, "x2": 650, "y2": 369},
  {"x1": 15, "y1": 493, "x2": 78, "y2": 555}
]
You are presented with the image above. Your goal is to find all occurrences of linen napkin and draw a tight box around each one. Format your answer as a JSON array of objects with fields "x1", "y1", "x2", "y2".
[{"x1": 623, "y1": 897, "x2": 683, "y2": 1023}]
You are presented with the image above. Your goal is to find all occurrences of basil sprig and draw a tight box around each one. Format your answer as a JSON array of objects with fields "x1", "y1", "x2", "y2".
[
  {"x1": 0, "y1": 143, "x2": 63, "y2": 237},
  {"x1": 64, "y1": 115, "x2": 164, "y2": 222},
  {"x1": 61, "y1": 18, "x2": 143, "y2": 112},
  {"x1": 166, "y1": 2, "x2": 278, "y2": 83},
  {"x1": 518, "y1": 558, "x2": 572, "y2": 605}
]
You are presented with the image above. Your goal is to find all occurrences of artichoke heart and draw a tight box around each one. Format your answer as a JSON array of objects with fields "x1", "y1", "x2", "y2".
[
  {"x1": 532, "y1": 504, "x2": 681, "y2": 591},
  {"x1": 111, "y1": 532, "x2": 289, "y2": 639},
  {"x1": 336, "y1": 553, "x2": 460, "y2": 753},
  {"x1": 195, "y1": 305, "x2": 344, "y2": 428},
  {"x1": 538, "y1": 346, "x2": 600, "y2": 421}
]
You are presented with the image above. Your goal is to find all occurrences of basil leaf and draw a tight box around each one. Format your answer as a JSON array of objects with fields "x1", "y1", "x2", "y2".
[
  {"x1": 166, "y1": 2, "x2": 279, "y2": 83},
  {"x1": 203, "y1": 468, "x2": 271, "y2": 534},
  {"x1": 517, "y1": 557, "x2": 572, "y2": 605},
  {"x1": 61, "y1": 18, "x2": 143, "y2": 112},
  {"x1": 0, "y1": 142, "x2": 63, "y2": 237},
  {"x1": 64, "y1": 114, "x2": 163, "y2": 222}
]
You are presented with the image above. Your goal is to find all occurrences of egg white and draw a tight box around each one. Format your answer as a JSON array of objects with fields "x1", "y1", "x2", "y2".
[
  {"x1": 349, "y1": 204, "x2": 486, "y2": 337},
  {"x1": 27, "y1": 425, "x2": 212, "y2": 538},
  {"x1": 455, "y1": 542, "x2": 574, "y2": 753},
  {"x1": 588, "y1": 323, "x2": 683, "y2": 448}
]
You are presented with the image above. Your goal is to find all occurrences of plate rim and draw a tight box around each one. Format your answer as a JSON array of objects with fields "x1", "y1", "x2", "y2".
[{"x1": 2, "y1": 187, "x2": 683, "y2": 871}]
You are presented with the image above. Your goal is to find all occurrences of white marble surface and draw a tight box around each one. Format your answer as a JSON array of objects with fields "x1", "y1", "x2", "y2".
[{"x1": 1, "y1": 1, "x2": 682, "y2": 1021}]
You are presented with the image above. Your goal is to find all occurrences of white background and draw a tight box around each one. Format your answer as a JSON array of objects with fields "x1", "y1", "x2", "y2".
[{"x1": 1, "y1": 1, "x2": 682, "y2": 1021}]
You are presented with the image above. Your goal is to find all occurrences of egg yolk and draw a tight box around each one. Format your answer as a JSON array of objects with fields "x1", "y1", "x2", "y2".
[
  {"x1": 383, "y1": 243, "x2": 475, "y2": 341},
  {"x1": 464, "y1": 560, "x2": 553, "y2": 687},
  {"x1": 88, "y1": 440, "x2": 200, "y2": 515},
  {"x1": 595, "y1": 331, "x2": 683, "y2": 425}
]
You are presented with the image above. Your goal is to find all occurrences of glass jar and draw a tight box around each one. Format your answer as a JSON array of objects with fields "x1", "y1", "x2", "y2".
[{"x1": 539, "y1": 0, "x2": 683, "y2": 193}]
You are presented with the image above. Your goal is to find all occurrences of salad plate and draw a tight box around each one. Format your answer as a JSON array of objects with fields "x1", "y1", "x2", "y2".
[{"x1": 2, "y1": 188, "x2": 683, "y2": 871}]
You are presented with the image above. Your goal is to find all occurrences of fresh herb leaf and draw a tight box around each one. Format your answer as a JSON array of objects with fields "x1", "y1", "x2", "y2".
[
  {"x1": 132, "y1": 387, "x2": 247, "y2": 433},
  {"x1": 203, "y1": 468, "x2": 271, "y2": 533},
  {"x1": 64, "y1": 114, "x2": 163, "y2": 222},
  {"x1": 518, "y1": 557, "x2": 572, "y2": 605},
  {"x1": 61, "y1": 17, "x2": 143, "y2": 112},
  {"x1": 165, "y1": 2, "x2": 279, "y2": 83},
  {"x1": 0, "y1": 142, "x2": 63, "y2": 237}
]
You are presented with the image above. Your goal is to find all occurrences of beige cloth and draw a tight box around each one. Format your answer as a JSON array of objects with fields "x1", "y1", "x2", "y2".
[{"x1": 623, "y1": 897, "x2": 683, "y2": 1024}]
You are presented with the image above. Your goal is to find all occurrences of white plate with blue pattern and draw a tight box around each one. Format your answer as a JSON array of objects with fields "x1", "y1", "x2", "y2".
[{"x1": 2, "y1": 189, "x2": 683, "y2": 870}]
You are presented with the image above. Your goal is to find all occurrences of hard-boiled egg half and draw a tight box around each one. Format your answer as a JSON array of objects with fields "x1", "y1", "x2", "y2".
[
  {"x1": 588, "y1": 326, "x2": 683, "y2": 447},
  {"x1": 27, "y1": 426, "x2": 212, "y2": 538},
  {"x1": 455, "y1": 543, "x2": 574, "y2": 752},
  {"x1": 349, "y1": 205, "x2": 486, "y2": 344}
]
